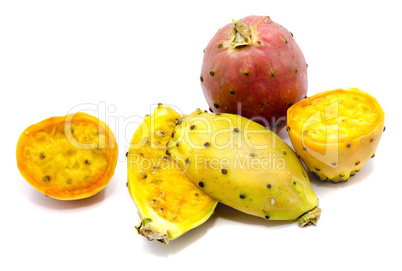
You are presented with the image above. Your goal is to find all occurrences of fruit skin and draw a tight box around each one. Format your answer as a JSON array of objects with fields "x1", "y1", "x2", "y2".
[
  {"x1": 167, "y1": 111, "x2": 320, "y2": 226},
  {"x1": 127, "y1": 105, "x2": 217, "y2": 243},
  {"x1": 287, "y1": 88, "x2": 385, "y2": 183},
  {"x1": 200, "y1": 15, "x2": 307, "y2": 132},
  {"x1": 16, "y1": 112, "x2": 118, "y2": 200}
]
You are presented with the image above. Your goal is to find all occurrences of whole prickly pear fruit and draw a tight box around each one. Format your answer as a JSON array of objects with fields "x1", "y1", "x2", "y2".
[
  {"x1": 287, "y1": 88, "x2": 385, "y2": 183},
  {"x1": 167, "y1": 111, "x2": 320, "y2": 227},
  {"x1": 200, "y1": 15, "x2": 307, "y2": 132},
  {"x1": 127, "y1": 105, "x2": 218, "y2": 244}
]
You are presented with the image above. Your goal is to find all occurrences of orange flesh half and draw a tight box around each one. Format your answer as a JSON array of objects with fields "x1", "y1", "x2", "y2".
[{"x1": 16, "y1": 113, "x2": 118, "y2": 200}]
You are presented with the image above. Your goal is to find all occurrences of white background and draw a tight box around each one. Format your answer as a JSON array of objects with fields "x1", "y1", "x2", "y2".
[{"x1": 1, "y1": 0, "x2": 401, "y2": 270}]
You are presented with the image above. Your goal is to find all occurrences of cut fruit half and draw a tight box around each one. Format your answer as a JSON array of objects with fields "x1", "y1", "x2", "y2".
[
  {"x1": 287, "y1": 88, "x2": 384, "y2": 182},
  {"x1": 16, "y1": 112, "x2": 118, "y2": 200},
  {"x1": 127, "y1": 105, "x2": 218, "y2": 244}
]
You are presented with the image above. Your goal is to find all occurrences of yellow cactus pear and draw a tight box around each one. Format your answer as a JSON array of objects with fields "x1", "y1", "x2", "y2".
[
  {"x1": 167, "y1": 111, "x2": 320, "y2": 227},
  {"x1": 287, "y1": 88, "x2": 385, "y2": 182},
  {"x1": 127, "y1": 105, "x2": 217, "y2": 244}
]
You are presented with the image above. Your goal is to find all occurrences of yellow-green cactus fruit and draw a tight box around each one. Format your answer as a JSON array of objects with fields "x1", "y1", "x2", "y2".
[
  {"x1": 167, "y1": 111, "x2": 320, "y2": 227},
  {"x1": 127, "y1": 105, "x2": 218, "y2": 244},
  {"x1": 287, "y1": 88, "x2": 385, "y2": 183}
]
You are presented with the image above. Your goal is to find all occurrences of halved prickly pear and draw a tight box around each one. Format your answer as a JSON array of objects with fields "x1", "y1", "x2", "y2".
[
  {"x1": 16, "y1": 112, "x2": 118, "y2": 200},
  {"x1": 287, "y1": 88, "x2": 385, "y2": 183},
  {"x1": 127, "y1": 105, "x2": 218, "y2": 244},
  {"x1": 167, "y1": 111, "x2": 320, "y2": 227}
]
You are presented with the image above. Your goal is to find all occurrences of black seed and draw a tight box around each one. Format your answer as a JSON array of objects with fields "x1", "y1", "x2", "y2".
[
  {"x1": 229, "y1": 90, "x2": 235, "y2": 95},
  {"x1": 162, "y1": 156, "x2": 168, "y2": 161},
  {"x1": 140, "y1": 172, "x2": 147, "y2": 179},
  {"x1": 305, "y1": 96, "x2": 308, "y2": 99},
  {"x1": 171, "y1": 131, "x2": 176, "y2": 138},
  {"x1": 158, "y1": 130, "x2": 165, "y2": 136},
  {"x1": 166, "y1": 150, "x2": 170, "y2": 155},
  {"x1": 250, "y1": 153, "x2": 255, "y2": 157},
  {"x1": 244, "y1": 71, "x2": 249, "y2": 76},
  {"x1": 176, "y1": 142, "x2": 180, "y2": 147},
  {"x1": 265, "y1": 215, "x2": 270, "y2": 219},
  {"x1": 303, "y1": 147, "x2": 307, "y2": 151},
  {"x1": 293, "y1": 181, "x2": 297, "y2": 185},
  {"x1": 125, "y1": 151, "x2": 128, "y2": 157},
  {"x1": 39, "y1": 152, "x2": 45, "y2": 159},
  {"x1": 267, "y1": 184, "x2": 272, "y2": 189},
  {"x1": 295, "y1": 67, "x2": 299, "y2": 74},
  {"x1": 217, "y1": 43, "x2": 223, "y2": 48},
  {"x1": 42, "y1": 176, "x2": 50, "y2": 182},
  {"x1": 271, "y1": 71, "x2": 277, "y2": 77},
  {"x1": 204, "y1": 142, "x2": 210, "y2": 148},
  {"x1": 288, "y1": 102, "x2": 294, "y2": 108},
  {"x1": 200, "y1": 75, "x2": 203, "y2": 82},
  {"x1": 214, "y1": 103, "x2": 219, "y2": 109},
  {"x1": 339, "y1": 174, "x2": 345, "y2": 177},
  {"x1": 221, "y1": 168, "x2": 228, "y2": 174},
  {"x1": 331, "y1": 162, "x2": 337, "y2": 166},
  {"x1": 186, "y1": 158, "x2": 190, "y2": 164},
  {"x1": 284, "y1": 38, "x2": 288, "y2": 44},
  {"x1": 290, "y1": 32, "x2": 294, "y2": 37},
  {"x1": 209, "y1": 107, "x2": 213, "y2": 112},
  {"x1": 347, "y1": 144, "x2": 352, "y2": 148},
  {"x1": 306, "y1": 63, "x2": 309, "y2": 68},
  {"x1": 85, "y1": 159, "x2": 91, "y2": 165},
  {"x1": 263, "y1": 102, "x2": 269, "y2": 108},
  {"x1": 190, "y1": 124, "x2": 195, "y2": 130},
  {"x1": 209, "y1": 70, "x2": 215, "y2": 76},
  {"x1": 234, "y1": 128, "x2": 240, "y2": 133},
  {"x1": 370, "y1": 138, "x2": 374, "y2": 142},
  {"x1": 315, "y1": 167, "x2": 320, "y2": 171},
  {"x1": 286, "y1": 126, "x2": 290, "y2": 131},
  {"x1": 239, "y1": 194, "x2": 245, "y2": 199},
  {"x1": 383, "y1": 126, "x2": 386, "y2": 132},
  {"x1": 257, "y1": 40, "x2": 262, "y2": 44},
  {"x1": 199, "y1": 182, "x2": 204, "y2": 187},
  {"x1": 283, "y1": 151, "x2": 287, "y2": 155},
  {"x1": 355, "y1": 161, "x2": 361, "y2": 166},
  {"x1": 371, "y1": 153, "x2": 375, "y2": 158}
]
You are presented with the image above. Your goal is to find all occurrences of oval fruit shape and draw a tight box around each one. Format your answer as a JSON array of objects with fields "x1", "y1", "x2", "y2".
[
  {"x1": 167, "y1": 111, "x2": 320, "y2": 227},
  {"x1": 200, "y1": 15, "x2": 308, "y2": 132},
  {"x1": 16, "y1": 112, "x2": 118, "y2": 200},
  {"x1": 127, "y1": 105, "x2": 218, "y2": 244},
  {"x1": 287, "y1": 88, "x2": 385, "y2": 182}
]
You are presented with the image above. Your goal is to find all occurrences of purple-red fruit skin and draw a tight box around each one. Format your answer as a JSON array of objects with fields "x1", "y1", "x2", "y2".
[{"x1": 200, "y1": 15, "x2": 307, "y2": 132}]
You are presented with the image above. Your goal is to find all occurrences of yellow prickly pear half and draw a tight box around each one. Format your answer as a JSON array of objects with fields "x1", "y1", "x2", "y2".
[
  {"x1": 287, "y1": 88, "x2": 385, "y2": 183},
  {"x1": 167, "y1": 111, "x2": 321, "y2": 227},
  {"x1": 127, "y1": 105, "x2": 218, "y2": 244}
]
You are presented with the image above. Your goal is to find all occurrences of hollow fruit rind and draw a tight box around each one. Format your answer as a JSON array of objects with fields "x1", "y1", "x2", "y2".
[
  {"x1": 16, "y1": 112, "x2": 118, "y2": 200},
  {"x1": 287, "y1": 88, "x2": 385, "y2": 183},
  {"x1": 127, "y1": 105, "x2": 218, "y2": 244},
  {"x1": 167, "y1": 111, "x2": 320, "y2": 226}
]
